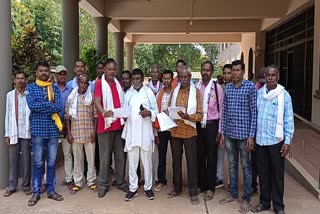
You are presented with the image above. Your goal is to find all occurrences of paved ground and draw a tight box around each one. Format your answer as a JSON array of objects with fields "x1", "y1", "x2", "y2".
[
  {"x1": 0, "y1": 167, "x2": 319, "y2": 214},
  {"x1": 291, "y1": 118, "x2": 320, "y2": 182}
]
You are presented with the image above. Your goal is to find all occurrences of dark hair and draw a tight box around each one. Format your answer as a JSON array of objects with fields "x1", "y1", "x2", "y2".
[
  {"x1": 96, "y1": 60, "x2": 105, "y2": 67},
  {"x1": 223, "y1": 64, "x2": 232, "y2": 71},
  {"x1": 105, "y1": 58, "x2": 116, "y2": 66},
  {"x1": 121, "y1": 70, "x2": 132, "y2": 78},
  {"x1": 132, "y1": 68, "x2": 144, "y2": 79},
  {"x1": 162, "y1": 69, "x2": 174, "y2": 78},
  {"x1": 75, "y1": 60, "x2": 86, "y2": 66},
  {"x1": 231, "y1": 60, "x2": 245, "y2": 71},
  {"x1": 201, "y1": 61, "x2": 214, "y2": 71},
  {"x1": 35, "y1": 61, "x2": 50, "y2": 70},
  {"x1": 15, "y1": 70, "x2": 28, "y2": 78},
  {"x1": 176, "y1": 59, "x2": 186, "y2": 67}
]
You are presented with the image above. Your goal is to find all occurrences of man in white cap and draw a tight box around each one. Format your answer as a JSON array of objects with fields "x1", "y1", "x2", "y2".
[{"x1": 54, "y1": 65, "x2": 73, "y2": 190}]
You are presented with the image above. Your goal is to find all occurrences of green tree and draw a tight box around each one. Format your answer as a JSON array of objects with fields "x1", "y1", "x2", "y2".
[
  {"x1": 23, "y1": 0, "x2": 62, "y2": 65},
  {"x1": 11, "y1": 0, "x2": 50, "y2": 77},
  {"x1": 134, "y1": 44, "x2": 203, "y2": 76},
  {"x1": 200, "y1": 43, "x2": 219, "y2": 64}
]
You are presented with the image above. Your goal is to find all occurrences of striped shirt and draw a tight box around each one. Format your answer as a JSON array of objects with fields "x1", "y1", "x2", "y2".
[
  {"x1": 256, "y1": 87, "x2": 294, "y2": 145},
  {"x1": 26, "y1": 83, "x2": 62, "y2": 138},
  {"x1": 65, "y1": 95, "x2": 95, "y2": 144},
  {"x1": 221, "y1": 80, "x2": 257, "y2": 140}
]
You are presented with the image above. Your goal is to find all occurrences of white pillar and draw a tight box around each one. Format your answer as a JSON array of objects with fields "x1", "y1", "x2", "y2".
[
  {"x1": 126, "y1": 42, "x2": 135, "y2": 71},
  {"x1": 0, "y1": 0, "x2": 12, "y2": 188},
  {"x1": 114, "y1": 32, "x2": 126, "y2": 77},
  {"x1": 62, "y1": 0, "x2": 79, "y2": 80},
  {"x1": 94, "y1": 17, "x2": 111, "y2": 57}
]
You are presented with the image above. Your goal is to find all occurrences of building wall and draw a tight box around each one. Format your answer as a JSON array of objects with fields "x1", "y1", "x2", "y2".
[
  {"x1": 240, "y1": 33, "x2": 256, "y2": 79},
  {"x1": 217, "y1": 43, "x2": 241, "y2": 66}
]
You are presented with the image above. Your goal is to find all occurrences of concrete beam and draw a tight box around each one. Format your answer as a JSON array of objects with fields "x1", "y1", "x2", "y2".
[
  {"x1": 105, "y1": 0, "x2": 289, "y2": 19},
  {"x1": 122, "y1": 20, "x2": 261, "y2": 34},
  {"x1": 132, "y1": 34, "x2": 241, "y2": 44},
  {"x1": 80, "y1": 0, "x2": 104, "y2": 17}
]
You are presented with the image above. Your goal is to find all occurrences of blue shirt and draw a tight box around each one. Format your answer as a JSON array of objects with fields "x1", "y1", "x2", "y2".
[
  {"x1": 256, "y1": 87, "x2": 294, "y2": 145},
  {"x1": 54, "y1": 83, "x2": 72, "y2": 122},
  {"x1": 26, "y1": 83, "x2": 62, "y2": 138},
  {"x1": 221, "y1": 80, "x2": 257, "y2": 140}
]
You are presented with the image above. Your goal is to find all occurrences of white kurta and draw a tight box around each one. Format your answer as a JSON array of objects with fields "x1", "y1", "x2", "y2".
[{"x1": 121, "y1": 86, "x2": 158, "y2": 152}]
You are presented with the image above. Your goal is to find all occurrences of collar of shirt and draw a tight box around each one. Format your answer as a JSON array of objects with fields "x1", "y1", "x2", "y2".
[
  {"x1": 231, "y1": 80, "x2": 245, "y2": 88},
  {"x1": 54, "y1": 83, "x2": 71, "y2": 92}
]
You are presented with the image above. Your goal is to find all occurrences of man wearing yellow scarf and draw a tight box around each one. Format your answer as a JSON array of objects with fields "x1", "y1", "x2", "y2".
[{"x1": 25, "y1": 61, "x2": 64, "y2": 206}]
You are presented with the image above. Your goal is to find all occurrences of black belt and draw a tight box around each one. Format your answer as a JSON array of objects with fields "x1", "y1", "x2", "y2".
[{"x1": 206, "y1": 119, "x2": 219, "y2": 124}]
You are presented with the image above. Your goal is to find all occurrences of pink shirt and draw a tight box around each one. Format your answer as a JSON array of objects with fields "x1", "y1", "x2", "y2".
[{"x1": 200, "y1": 82, "x2": 224, "y2": 132}]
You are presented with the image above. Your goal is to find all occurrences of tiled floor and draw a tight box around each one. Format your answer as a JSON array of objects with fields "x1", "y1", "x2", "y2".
[
  {"x1": 291, "y1": 118, "x2": 320, "y2": 182},
  {"x1": 1, "y1": 160, "x2": 320, "y2": 213}
]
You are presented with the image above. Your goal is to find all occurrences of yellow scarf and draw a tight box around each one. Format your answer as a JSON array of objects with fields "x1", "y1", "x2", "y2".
[{"x1": 36, "y1": 79, "x2": 63, "y2": 132}]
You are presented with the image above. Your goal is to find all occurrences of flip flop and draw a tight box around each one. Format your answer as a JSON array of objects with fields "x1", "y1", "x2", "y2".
[
  {"x1": 239, "y1": 201, "x2": 250, "y2": 213},
  {"x1": 190, "y1": 196, "x2": 199, "y2": 205},
  {"x1": 204, "y1": 190, "x2": 214, "y2": 201},
  {"x1": 70, "y1": 186, "x2": 82, "y2": 194},
  {"x1": 167, "y1": 191, "x2": 179, "y2": 198},
  {"x1": 89, "y1": 184, "x2": 97, "y2": 191},
  {"x1": 219, "y1": 195, "x2": 238, "y2": 204}
]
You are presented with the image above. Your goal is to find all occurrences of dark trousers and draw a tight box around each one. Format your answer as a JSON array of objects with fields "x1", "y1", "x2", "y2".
[
  {"x1": 157, "y1": 131, "x2": 171, "y2": 185},
  {"x1": 171, "y1": 136, "x2": 197, "y2": 196},
  {"x1": 256, "y1": 142, "x2": 285, "y2": 212},
  {"x1": 196, "y1": 121, "x2": 219, "y2": 192},
  {"x1": 8, "y1": 138, "x2": 31, "y2": 191},
  {"x1": 98, "y1": 130, "x2": 126, "y2": 190},
  {"x1": 251, "y1": 150, "x2": 258, "y2": 189}
]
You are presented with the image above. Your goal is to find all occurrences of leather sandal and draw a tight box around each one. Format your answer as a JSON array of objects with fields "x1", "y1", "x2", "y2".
[
  {"x1": 28, "y1": 194, "x2": 40, "y2": 206},
  {"x1": 251, "y1": 203, "x2": 270, "y2": 213},
  {"x1": 190, "y1": 196, "x2": 200, "y2": 205},
  {"x1": 3, "y1": 189, "x2": 16, "y2": 197},
  {"x1": 47, "y1": 191, "x2": 64, "y2": 201},
  {"x1": 167, "y1": 191, "x2": 179, "y2": 198},
  {"x1": 70, "y1": 186, "x2": 81, "y2": 194}
]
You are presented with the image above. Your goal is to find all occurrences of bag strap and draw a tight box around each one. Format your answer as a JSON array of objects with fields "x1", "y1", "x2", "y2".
[{"x1": 213, "y1": 81, "x2": 220, "y2": 114}]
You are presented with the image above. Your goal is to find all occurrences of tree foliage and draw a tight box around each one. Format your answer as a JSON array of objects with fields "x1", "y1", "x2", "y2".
[
  {"x1": 134, "y1": 44, "x2": 219, "y2": 76},
  {"x1": 23, "y1": 0, "x2": 62, "y2": 65},
  {"x1": 11, "y1": 0, "x2": 50, "y2": 76}
]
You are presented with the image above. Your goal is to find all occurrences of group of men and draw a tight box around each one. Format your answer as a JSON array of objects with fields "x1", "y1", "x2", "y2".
[{"x1": 4, "y1": 58, "x2": 294, "y2": 214}]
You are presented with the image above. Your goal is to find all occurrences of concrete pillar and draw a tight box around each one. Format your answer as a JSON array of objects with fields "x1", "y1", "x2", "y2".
[
  {"x1": 94, "y1": 17, "x2": 111, "y2": 57},
  {"x1": 312, "y1": 0, "x2": 320, "y2": 126},
  {"x1": 114, "y1": 32, "x2": 126, "y2": 77},
  {"x1": 126, "y1": 42, "x2": 135, "y2": 71},
  {"x1": 0, "y1": 0, "x2": 12, "y2": 189},
  {"x1": 62, "y1": 0, "x2": 79, "y2": 80}
]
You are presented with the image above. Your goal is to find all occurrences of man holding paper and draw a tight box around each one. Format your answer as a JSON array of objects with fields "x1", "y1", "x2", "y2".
[
  {"x1": 121, "y1": 68, "x2": 159, "y2": 201},
  {"x1": 196, "y1": 61, "x2": 224, "y2": 200},
  {"x1": 94, "y1": 58, "x2": 128, "y2": 198},
  {"x1": 153, "y1": 69, "x2": 174, "y2": 192},
  {"x1": 167, "y1": 66, "x2": 203, "y2": 205}
]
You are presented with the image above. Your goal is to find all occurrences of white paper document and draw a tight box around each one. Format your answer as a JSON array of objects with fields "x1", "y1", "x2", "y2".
[
  {"x1": 113, "y1": 107, "x2": 131, "y2": 118},
  {"x1": 156, "y1": 112, "x2": 177, "y2": 131},
  {"x1": 168, "y1": 106, "x2": 186, "y2": 119}
]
